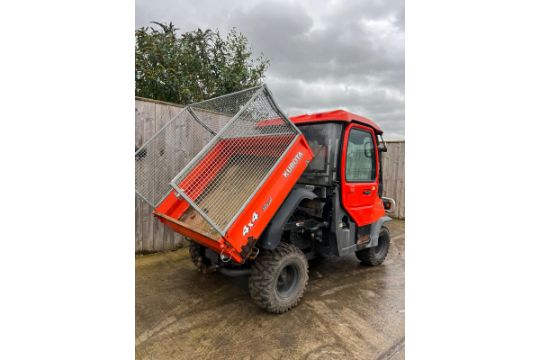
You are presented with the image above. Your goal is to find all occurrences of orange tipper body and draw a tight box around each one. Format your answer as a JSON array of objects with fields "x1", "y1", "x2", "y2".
[{"x1": 154, "y1": 135, "x2": 313, "y2": 264}]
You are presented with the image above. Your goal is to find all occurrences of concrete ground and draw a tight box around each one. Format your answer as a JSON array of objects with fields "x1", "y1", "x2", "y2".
[{"x1": 136, "y1": 220, "x2": 405, "y2": 360}]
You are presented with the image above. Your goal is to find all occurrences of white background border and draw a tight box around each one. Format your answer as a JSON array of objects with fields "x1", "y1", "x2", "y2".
[{"x1": 1, "y1": 0, "x2": 539, "y2": 358}]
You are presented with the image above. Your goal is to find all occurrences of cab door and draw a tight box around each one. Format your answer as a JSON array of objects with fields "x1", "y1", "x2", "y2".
[{"x1": 340, "y1": 123, "x2": 379, "y2": 227}]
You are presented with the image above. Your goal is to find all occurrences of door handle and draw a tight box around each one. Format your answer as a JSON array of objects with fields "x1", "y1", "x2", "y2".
[{"x1": 362, "y1": 190, "x2": 372, "y2": 195}]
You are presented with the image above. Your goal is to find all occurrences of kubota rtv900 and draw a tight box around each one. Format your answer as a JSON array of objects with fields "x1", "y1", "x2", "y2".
[{"x1": 135, "y1": 85, "x2": 395, "y2": 313}]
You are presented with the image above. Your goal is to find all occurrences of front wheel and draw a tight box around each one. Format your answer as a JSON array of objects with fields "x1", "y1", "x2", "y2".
[
  {"x1": 355, "y1": 226, "x2": 390, "y2": 266},
  {"x1": 248, "y1": 242, "x2": 309, "y2": 313}
]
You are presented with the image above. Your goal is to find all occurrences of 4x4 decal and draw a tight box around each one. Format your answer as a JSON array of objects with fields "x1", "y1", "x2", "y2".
[{"x1": 242, "y1": 212, "x2": 259, "y2": 237}]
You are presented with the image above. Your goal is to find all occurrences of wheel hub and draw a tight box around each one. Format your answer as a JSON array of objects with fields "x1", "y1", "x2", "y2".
[{"x1": 276, "y1": 264, "x2": 299, "y2": 299}]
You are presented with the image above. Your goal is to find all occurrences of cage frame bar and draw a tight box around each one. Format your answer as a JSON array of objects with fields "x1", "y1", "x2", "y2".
[
  {"x1": 221, "y1": 85, "x2": 302, "y2": 232},
  {"x1": 168, "y1": 86, "x2": 265, "y2": 189},
  {"x1": 186, "y1": 106, "x2": 217, "y2": 136}
]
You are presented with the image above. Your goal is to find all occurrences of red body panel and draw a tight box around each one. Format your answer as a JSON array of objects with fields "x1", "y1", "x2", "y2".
[
  {"x1": 154, "y1": 135, "x2": 313, "y2": 264},
  {"x1": 340, "y1": 123, "x2": 385, "y2": 227},
  {"x1": 259, "y1": 110, "x2": 382, "y2": 134},
  {"x1": 290, "y1": 110, "x2": 382, "y2": 134}
]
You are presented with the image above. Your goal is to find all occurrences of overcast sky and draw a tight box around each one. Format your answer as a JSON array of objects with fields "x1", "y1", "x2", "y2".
[{"x1": 136, "y1": 0, "x2": 404, "y2": 139}]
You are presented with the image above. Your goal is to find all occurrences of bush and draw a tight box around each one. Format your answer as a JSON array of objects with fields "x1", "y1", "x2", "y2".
[{"x1": 135, "y1": 22, "x2": 269, "y2": 104}]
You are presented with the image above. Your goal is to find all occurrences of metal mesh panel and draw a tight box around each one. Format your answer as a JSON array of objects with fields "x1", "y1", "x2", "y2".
[
  {"x1": 189, "y1": 86, "x2": 261, "y2": 134},
  {"x1": 135, "y1": 87, "x2": 261, "y2": 208},
  {"x1": 135, "y1": 109, "x2": 217, "y2": 207},
  {"x1": 171, "y1": 86, "x2": 300, "y2": 235}
]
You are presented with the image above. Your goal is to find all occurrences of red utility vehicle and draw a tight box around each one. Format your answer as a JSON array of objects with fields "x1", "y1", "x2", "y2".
[{"x1": 135, "y1": 85, "x2": 395, "y2": 313}]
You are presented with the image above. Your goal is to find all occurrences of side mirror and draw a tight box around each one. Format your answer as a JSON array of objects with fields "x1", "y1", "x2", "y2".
[{"x1": 377, "y1": 135, "x2": 388, "y2": 152}]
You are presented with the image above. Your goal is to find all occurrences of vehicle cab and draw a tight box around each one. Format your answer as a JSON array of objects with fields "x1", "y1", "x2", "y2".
[{"x1": 290, "y1": 110, "x2": 391, "y2": 232}]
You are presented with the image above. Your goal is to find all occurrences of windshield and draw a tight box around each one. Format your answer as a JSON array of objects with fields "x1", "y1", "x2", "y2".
[{"x1": 298, "y1": 122, "x2": 342, "y2": 186}]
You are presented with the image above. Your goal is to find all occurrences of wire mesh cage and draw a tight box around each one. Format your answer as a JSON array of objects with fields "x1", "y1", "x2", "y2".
[{"x1": 135, "y1": 85, "x2": 301, "y2": 237}]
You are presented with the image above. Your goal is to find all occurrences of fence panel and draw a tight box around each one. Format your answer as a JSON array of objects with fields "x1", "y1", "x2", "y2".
[
  {"x1": 382, "y1": 141, "x2": 405, "y2": 219},
  {"x1": 135, "y1": 98, "x2": 186, "y2": 253}
]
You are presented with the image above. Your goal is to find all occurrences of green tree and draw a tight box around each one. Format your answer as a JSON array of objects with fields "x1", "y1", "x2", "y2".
[{"x1": 135, "y1": 22, "x2": 269, "y2": 104}]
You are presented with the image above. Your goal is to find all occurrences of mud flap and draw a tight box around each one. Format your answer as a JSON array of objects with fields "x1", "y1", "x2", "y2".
[{"x1": 365, "y1": 216, "x2": 392, "y2": 248}]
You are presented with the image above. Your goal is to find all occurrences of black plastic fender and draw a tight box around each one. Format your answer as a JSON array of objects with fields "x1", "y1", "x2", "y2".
[
  {"x1": 257, "y1": 186, "x2": 317, "y2": 250},
  {"x1": 365, "y1": 215, "x2": 392, "y2": 248}
]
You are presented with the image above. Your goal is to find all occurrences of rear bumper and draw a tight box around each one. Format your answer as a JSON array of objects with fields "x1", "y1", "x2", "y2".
[{"x1": 218, "y1": 267, "x2": 252, "y2": 277}]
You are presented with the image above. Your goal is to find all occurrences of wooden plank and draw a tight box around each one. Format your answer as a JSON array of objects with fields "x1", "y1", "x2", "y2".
[
  {"x1": 138, "y1": 100, "x2": 156, "y2": 252},
  {"x1": 392, "y1": 142, "x2": 405, "y2": 219},
  {"x1": 381, "y1": 141, "x2": 405, "y2": 219},
  {"x1": 163, "y1": 104, "x2": 177, "y2": 251},
  {"x1": 135, "y1": 100, "x2": 145, "y2": 253},
  {"x1": 135, "y1": 101, "x2": 146, "y2": 252},
  {"x1": 169, "y1": 105, "x2": 190, "y2": 251},
  {"x1": 152, "y1": 103, "x2": 170, "y2": 251},
  {"x1": 135, "y1": 196, "x2": 143, "y2": 252},
  {"x1": 135, "y1": 100, "x2": 144, "y2": 148},
  {"x1": 398, "y1": 142, "x2": 405, "y2": 218},
  {"x1": 135, "y1": 101, "x2": 143, "y2": 252},
  {"x1": 153, "y1": 103, "x2": 186, "y2": 251},
  {"x1": 171, "y1": 103, "x2": 188, "y2": 250}
]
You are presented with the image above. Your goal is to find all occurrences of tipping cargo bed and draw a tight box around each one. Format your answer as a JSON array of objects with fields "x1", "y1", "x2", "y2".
[
  {"x1": 177, "y1": 155, "x2": 271, "y2": 239},
  {"x1": 135, "y1": 85, "x2": 313, "y2": 263}
]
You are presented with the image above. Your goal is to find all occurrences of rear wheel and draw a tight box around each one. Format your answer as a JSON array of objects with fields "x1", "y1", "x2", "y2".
[
  {"x1": 355, "y1": 226, "x2": 390, "y2": 266},
  {"x1": 189, "y1": 242, "x2": 212, "y2": 273},
  {"x1": 248, "y1": 242, "x2": 309, "y2": 313}
]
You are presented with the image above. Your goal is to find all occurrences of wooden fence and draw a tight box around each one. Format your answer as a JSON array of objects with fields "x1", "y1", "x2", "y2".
[
  {"x1": 135, "y1": 97, "x2": 405, "y2": 253},
  {"x1": 381, "y1": 141, "x2": 405, "y2": 219},
  {"x1": 135, "y1": 97, "x2": 186, "y2": 253}
]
